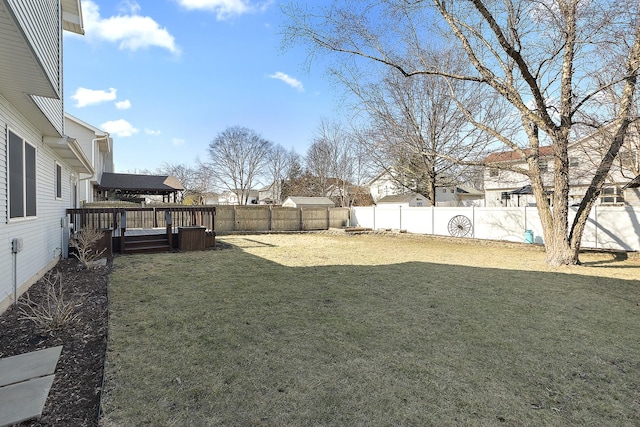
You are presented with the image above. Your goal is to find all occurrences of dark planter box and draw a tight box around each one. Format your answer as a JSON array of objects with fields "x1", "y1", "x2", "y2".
[{"x1": 179, "y1": 226, "x2": 206, "y2": 251}]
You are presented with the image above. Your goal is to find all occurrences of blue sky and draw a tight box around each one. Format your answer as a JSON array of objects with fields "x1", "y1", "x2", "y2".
[{"x1": 63, "y1": 0, "x2": 337, "y2": 173}]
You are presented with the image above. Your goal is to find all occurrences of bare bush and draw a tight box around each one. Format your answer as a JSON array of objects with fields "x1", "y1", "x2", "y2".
[
  {"x1": 70, "y1": 228, "x2": 107, "y2": 269},
  {"x1": 19, "y1": 272, "x2": 81, "y2": 333}
]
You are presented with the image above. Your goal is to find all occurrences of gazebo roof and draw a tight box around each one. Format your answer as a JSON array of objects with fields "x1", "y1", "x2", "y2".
[{"x1": 98, "y1": 173, "x2": 184, "y2": 195}]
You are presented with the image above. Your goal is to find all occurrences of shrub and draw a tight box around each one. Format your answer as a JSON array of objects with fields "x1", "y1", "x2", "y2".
[
  {"x1": 19, "y1": 272, "x2": 81, "y2": 333},
  {"x1": 70, "y1": 228, "x2": 107, "y2": 269}
]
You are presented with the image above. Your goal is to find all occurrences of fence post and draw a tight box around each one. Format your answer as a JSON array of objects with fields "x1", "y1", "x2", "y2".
[
  {"x1": 269, "y1": 205, "x2": 273, "y2": 231},
  {"x1": 300, "y1": 208, "x2": 304, "y2": 231},
  {"x1": 373, "y1": 205, "x2": 376, "y2": 230},
  {"x1": 327, "y1": 207, "x2": 330, "y2": 230},
  {"x1": 595, "y1": 206, "x2": 598, "y2": 249},
  {"x1": 431, "y1": 206, "x2": 435, "y2": 235},
  {"x1": 399, "y1": 205, "x2": 402, "y2": 230}
]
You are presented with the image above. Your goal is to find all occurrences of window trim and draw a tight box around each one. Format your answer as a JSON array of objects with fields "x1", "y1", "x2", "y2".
[
  {"x1": 538, "y1": 160, "x2": 549, "y2": 173},
  {"x1": 600, "y1": 186, "x2": 625, "y2": 205},
  {"x1": 8, "y1": 128, "x2": 37, "y2": 220}
]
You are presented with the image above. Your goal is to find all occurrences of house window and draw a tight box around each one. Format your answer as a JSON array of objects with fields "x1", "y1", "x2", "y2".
[
  {"x1": 489, "y1": 168, "x2": 499, "y2": 177},
  {"x1": 8, "y1": 129, "x2": 37, "y2": 219},
  {"x1": 600, "y1": 187, "x2": 624, "y2": 204},
  {"x1": 55, "y1": 163, "x2": 62, "y2": 199},
  {"x1": 569, "y1": 157, "x2": 579, "y2": 167},
  {"x1": 539, "y1": 160, "x2": 548, "y2": 172}
]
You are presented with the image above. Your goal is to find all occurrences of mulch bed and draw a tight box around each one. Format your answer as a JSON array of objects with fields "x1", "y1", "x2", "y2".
[{"x1": 0, "y1": 258, "x2": 110, "y2": 427}]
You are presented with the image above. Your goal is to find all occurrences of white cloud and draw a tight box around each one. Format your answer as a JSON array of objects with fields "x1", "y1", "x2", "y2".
[
  {"x1": 71, "y1": 87, "x2": 117, "y2": 107},
  {"x1": 101, "y1": 119, "x2": 139, "y2": 137},
  {"x1": 145, "y1": 128, "x2": 162, "y2": 135},
  {"x1": 172, "y1": 138, "x2": 186, "y2": 146},
  {"x1": 268, "y1": 72, "x2": 304, "y2": 92},
  {"x1": 83, "y1": 0, "x2": 180, "y2": 54},
  {"x1": 115, "y1": 99, "x2": 132, "y2": 110},
  {"x1": 118, "y1": 0, "x2": 141, "y2": 15},
  {"x1": 177, "y1": 0, "x2": 272, "y2": 20}
]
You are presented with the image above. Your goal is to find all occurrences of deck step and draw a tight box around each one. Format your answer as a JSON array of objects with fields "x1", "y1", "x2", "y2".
[
  {"x1": 124, "y1": 245, "x2": 171, "y2": 254},
  {"x1": 124, "y1": 235, "x2": 171, "y2": 254}
]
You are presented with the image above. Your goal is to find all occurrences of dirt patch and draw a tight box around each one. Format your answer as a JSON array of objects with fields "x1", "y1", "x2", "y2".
[{"x1": 0, "y1": 258, "x2": 110, "y2": 426}]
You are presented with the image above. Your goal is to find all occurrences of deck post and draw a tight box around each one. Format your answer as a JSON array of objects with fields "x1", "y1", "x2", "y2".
[
  {"x1": 165, "y1": 210, "x2": 173, "y2": 249},
  {"x1": 120, "y1": 211, "x2": 127, "y2": 254}
]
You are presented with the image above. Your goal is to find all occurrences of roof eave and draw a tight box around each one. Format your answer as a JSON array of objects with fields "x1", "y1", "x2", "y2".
[{"x1": 61, "y1": 0, "x2": 84, "y2": 35}]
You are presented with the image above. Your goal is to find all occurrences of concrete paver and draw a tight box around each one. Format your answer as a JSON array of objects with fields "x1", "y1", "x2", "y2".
[{"x1": 0, "y1": 346, "x2": 62, "y2": 427}]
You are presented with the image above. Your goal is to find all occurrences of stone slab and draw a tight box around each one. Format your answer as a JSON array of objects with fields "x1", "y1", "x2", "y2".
[
  {"x1": 0, "y1": 346, "x2": 62, "y2": 387},
  {"x1": 0, "y1": 375, "x2": 55, "y2": 426}
]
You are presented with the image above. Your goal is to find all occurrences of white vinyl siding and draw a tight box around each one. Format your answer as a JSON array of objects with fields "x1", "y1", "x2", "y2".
[
  {"x1": 5, "y1": 0, "x2": 64, "y2": 135},
  {"x1": 0, "y1": 99, "x2": 72, "y2": 313},
  {"x1": 6, "y1": 0, "x2": 61, "y2": 96}
]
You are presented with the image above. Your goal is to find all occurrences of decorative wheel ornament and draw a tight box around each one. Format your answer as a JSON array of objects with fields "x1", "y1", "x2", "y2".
[{"x1": 448, "y1": 215, "x2": 472, "y2": 237}]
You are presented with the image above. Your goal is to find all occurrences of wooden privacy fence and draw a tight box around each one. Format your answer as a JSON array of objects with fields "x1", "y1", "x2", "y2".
[{"x1": 214, "y1": 206, "x2": 350, "y2": 233}]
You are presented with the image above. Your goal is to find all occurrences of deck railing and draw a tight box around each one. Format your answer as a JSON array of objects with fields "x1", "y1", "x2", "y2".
[{"x1": 66, "y1": 206, "x2": 216, "y2": 236}]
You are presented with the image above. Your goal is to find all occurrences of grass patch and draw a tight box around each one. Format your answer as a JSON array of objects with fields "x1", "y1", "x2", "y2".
[{"x1": 101, "y1": 233, "x2": 640, "y2": 426}]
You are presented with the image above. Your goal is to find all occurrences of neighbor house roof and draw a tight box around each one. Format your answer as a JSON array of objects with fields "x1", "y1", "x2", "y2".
[
  {"x1": 377, "y1": 193, "x2": 425, "y2": 204},
  {"x1": 485, "y1": 146, "x2": 554, "y2": 163},
  {"x1": 98, "y1": 173, "x2": 184, "y2": 194},
  {"x1": 284, "y1": 196, "x2": 335, "y2": 207}
]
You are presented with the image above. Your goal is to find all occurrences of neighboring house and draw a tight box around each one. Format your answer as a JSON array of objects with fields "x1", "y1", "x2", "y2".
[
  {"x1": 376, "y1": 193, "x2": 430, "y2": 208},
  {"x1": 435, "y1": 185, "x2": 485, "y2": 207},
  {"x1": 219, "y1": 189, "x2": 259, "y2": 205},
  {"x1": 368, "y1": 169, "x2": 410, "y2": 202},
  {"x1": 484, "y1": 127, "x2": 640, "y2": 207},
  {"x1": 1, "y1": 1, "x2": 85, "y2": 313},
  {"x1": 96, "y1": 173, "x2": 184, "y2": 204},
  {"x1": 184, "y1": 191, "x2": 219, "y2": 205},
  {"x1": 369, "y1": 169, "x2": 484, "y2": 206},
  {"x1": 258, "y1": 183, "x2": 279, "y2": 205},
  {"x1": 282, "y1": 196, "x2": 335, "y2": 209},
  {"x1": 64, "y1": 113, "x2": 113, "y2": 204}
]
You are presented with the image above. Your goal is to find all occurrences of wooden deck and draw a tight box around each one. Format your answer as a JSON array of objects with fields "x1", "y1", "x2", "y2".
[{"x1": 66, "y1": 207, "x2": 216, "y2": 254}]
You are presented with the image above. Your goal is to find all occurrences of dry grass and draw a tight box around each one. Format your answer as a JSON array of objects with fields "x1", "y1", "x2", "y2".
[{"x1": 101, "y1": 233, "x2": 640, "y2": 426}]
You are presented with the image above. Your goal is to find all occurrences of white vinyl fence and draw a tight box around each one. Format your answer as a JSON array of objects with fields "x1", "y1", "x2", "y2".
[{"x1": 351, "y1": 206, "x2": 640, "y2": 251}]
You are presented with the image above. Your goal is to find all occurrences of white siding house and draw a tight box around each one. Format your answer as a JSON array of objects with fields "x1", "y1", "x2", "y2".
[
  {"x1": 484, "y1": 126, "x2": 640, "y2": 207},
  {"x1": 64, "y1": 113, "x2": 113, "y2": 204},
  {"x1": 376, "y1": 193, "x2": 429, "y2": 208},
  {"x1": 282, "y1": 196, "x2": 335, "y2": 208},
  {"x1": 0, "y1": 0, "x2": 86, "y2": 314},
  {"x1": 369, "y1": 169, "x2": 484, "y2": 206}
]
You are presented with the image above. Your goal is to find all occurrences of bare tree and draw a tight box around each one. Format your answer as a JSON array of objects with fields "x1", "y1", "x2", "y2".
[
  {"x1": 207, "y1": 126, "x2": 273, "y2": 205},
  {"x1": 283, "y1": 0, "x2": 640, "y2": 265},
  {"x1": 157, "y1": 161, "x2": 214, "y2": 204},
  {"x1": 341, "y1": 49, "x2": 492, "y2": 205},
  {"x1": 265, "y1": 145, "x2": 300, "y2": 204},
  {"x1": 305, "y1": 136, "x2": 333, "y2": 197},
  {"x1": 280, "y1": 152, "x2": 307, "y2": 199}
]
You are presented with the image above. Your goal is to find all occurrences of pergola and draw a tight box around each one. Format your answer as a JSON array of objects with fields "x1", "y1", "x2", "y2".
[{"x1": 96, "y1": 173, "x2": 184, "y2": 203}]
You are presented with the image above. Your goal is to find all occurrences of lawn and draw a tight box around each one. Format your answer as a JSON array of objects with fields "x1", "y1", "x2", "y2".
[{"x1": 101, "y1": 233, "x2": 640, "y2": 426}]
